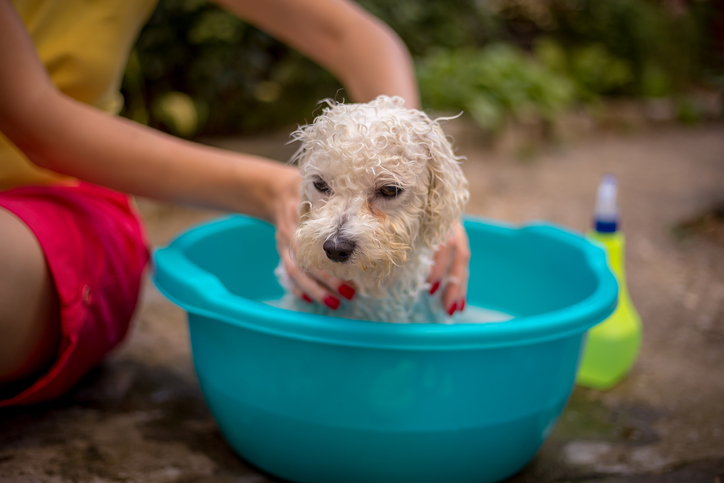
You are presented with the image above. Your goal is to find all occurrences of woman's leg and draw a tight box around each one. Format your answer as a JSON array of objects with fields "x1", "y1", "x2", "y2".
[
  {"x1": 0, "y1": 208, "x2": 61, "y2": 383},
  {"x1": 0, "y1": 182, "x2": 148, "y2": 407}
]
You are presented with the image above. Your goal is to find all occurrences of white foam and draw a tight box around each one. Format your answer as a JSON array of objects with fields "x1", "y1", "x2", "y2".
[{"x1": 450, "y1": 305, "x2": 513, "y2": 324}]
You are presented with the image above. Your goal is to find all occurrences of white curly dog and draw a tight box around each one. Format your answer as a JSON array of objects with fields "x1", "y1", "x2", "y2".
[{"x1": 278, "y1": 95, "x2": 469, "y2": 323}]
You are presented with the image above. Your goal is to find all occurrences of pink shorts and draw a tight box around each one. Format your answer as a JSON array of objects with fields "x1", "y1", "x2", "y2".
[{"x1": 0, "y1": 182, "x2": 149, "y2": 407}]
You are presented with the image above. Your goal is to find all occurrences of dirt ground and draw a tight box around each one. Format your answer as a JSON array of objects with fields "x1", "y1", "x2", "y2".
[{"x1": 1, "y1": 121, "x2": 723, "y2": 482}]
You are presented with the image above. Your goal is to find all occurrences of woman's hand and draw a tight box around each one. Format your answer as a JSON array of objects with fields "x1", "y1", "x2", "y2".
[
  {"x1": 271, "y1": 167, "x2": 354, "y2": 310},
  {"x1": 426, "y1": 220, "x2": 470, "y2": 316}
]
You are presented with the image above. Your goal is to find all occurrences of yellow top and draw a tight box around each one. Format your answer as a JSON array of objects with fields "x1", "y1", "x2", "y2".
[{"x1": 0, "y1": 0, "x2": 158, "y2": 190}]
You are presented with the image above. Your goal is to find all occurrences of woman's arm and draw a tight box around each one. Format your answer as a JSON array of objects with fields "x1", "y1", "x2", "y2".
[
  {"x1": 213, "y1": 0, "x2": 419, "y2": 108},
  {"x1": 0, "y1": 0, "x2": 298, "y2": 222}
]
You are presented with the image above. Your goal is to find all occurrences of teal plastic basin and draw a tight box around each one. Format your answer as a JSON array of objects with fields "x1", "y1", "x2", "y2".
[{"x1": 153, "y1": 215, "x2": 617, "y2": 483}]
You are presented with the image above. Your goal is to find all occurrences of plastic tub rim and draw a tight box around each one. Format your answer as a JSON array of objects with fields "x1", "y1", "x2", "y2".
[{"x1": 152, "y1": 215, "x2": 618, "y2": 351}]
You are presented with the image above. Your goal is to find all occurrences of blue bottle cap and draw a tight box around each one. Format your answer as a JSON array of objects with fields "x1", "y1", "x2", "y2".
[{"x1": 593, "y1": 174, "x2": 618, "y2": 233}]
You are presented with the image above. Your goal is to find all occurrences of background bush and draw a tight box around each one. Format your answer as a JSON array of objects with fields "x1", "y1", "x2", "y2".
[{"x1": 121, "y1": 0, "x2": 721, "y2": 137}]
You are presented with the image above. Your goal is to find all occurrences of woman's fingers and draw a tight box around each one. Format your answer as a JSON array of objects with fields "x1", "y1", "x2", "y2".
[
  {"x1": 443, "y1": 221, "x2": 470, "y2": 314},
  {"x1": 427, "y1": 233, "x2": 455, "y2": 296},
  {"x1": 308, "y1": 265, "x2": 356, "y2": 301},
  {"x1": 280, "y1": 249, "x2": 339, "y2": 310},
  {"x1": 428, "y1": 221, "x2": 470, "y2": 316},
  {"x1": 279, "y1": 245, "x2": 357, "y2": 310},
  {"x1": 271, "y1": 168, "x2": 354, "y2": 309}
]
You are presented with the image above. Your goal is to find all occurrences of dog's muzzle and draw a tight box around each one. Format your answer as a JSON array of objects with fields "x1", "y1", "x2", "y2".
[{"x1": 323, "y1": 237, "x2": 356, "y2": 263}]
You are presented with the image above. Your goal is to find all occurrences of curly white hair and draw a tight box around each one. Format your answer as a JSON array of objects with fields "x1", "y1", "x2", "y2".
[{"x1": 279, "y1": 95, "x2": 469, "y2": 323}]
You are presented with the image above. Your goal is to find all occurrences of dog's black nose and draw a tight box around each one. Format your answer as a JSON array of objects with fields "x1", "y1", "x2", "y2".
[{"x1": 323, "y1": 237, "x2": 356, "y2": 263}]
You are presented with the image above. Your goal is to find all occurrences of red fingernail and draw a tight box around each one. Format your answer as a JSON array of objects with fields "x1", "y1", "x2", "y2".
[
  {"x1": 429, "y1": 281, "x2": 440, "y2": 295},
  {"x1": 459, "y1": 298, "x2": 466, "y2": 312},
  {"x1": 324, "y1": 296, "x2": 340, "y2": 310},
  {"x1": 338, "y1": 284, "x2": 355, "y2": 300},
  {"x1": 301, "y1": 293, "x2": 313, "y2": 304},
  {"x1": 447, "y1": 302, "x2": 458, "y2": 317}
]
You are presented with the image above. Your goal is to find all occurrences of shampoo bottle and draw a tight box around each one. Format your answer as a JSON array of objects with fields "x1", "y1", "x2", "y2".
[{"x1": 577, "y1": 175, "x2": 642, "y2": 389}]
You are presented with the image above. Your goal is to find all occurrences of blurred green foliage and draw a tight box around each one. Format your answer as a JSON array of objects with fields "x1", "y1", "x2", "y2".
[
  {"x1": 539, "y1": 0, "x2": 709, "y2": 97},
  {"x1": 418, "y1": 45, "x2": 576, "y2": 130},
  {"x1": 121, "y1": 0, "x2": 340, "y2": 136},
  {"x1": 534, "y1": 39, "x2": 634, "y2": 102},
  {"x1": 121, "y1": 0, "x2": 719, "y2": 137}
]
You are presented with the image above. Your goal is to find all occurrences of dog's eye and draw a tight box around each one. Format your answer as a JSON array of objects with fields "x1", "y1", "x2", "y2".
[
  {"x1": 313, "y1": 178, "x2": 331, "y2": 194},
  {"x1": 378, "y1": 185, "x2": 402, "y2": 198}
]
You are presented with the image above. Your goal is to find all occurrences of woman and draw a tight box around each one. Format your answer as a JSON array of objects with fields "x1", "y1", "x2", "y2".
[{"x1": 0, "y1": 0, "x2": 469, "y2": 406}]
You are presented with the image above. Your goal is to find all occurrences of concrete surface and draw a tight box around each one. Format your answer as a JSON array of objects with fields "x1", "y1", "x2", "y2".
[{"x1": 1, "y1": 121, "x2": 723, "y2": 482}]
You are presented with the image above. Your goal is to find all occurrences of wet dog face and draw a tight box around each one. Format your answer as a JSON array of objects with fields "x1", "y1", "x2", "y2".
[{"x1": 291, "y1": 96, "x2": 468, "y2": 294}]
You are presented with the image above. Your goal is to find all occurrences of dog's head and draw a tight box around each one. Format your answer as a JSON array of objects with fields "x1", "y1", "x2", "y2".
[{"x1": 291, "y1": 95, "x2": 469, "y2": 292}]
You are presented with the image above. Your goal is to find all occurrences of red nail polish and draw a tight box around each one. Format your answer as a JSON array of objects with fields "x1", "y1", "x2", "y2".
[
  {"x1": 459, "y1": 298, "x2": 466, "y2": 312},
  {"x1": 301, "y1": 293, "x2": 313, "y2": 304},
  {"x1": 429, "y1": 281, "x2": 440, "y2": 295},
  {"x1": 338, "y1": 284, "x2": 355, "y2": 300},
  {"x1": 447, "y1": 302, "x2": 458, "y2": 317},
  {"x1": 324, "y1": 296, "x2": 340, "y2": 310}
]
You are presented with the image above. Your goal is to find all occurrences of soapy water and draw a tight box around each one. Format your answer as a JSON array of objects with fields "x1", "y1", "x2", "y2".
[
  {"x1": 263, "y1": 298, "x2": 512, "y2": 324},
  {"x1": 450, "y1": 305, "x2": 512, "y2": 324}
]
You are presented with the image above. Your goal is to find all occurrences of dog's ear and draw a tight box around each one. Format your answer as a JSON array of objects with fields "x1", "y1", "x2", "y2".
[{"x1": 419, "y1": 122, "x2": 469, "y2": 248}]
